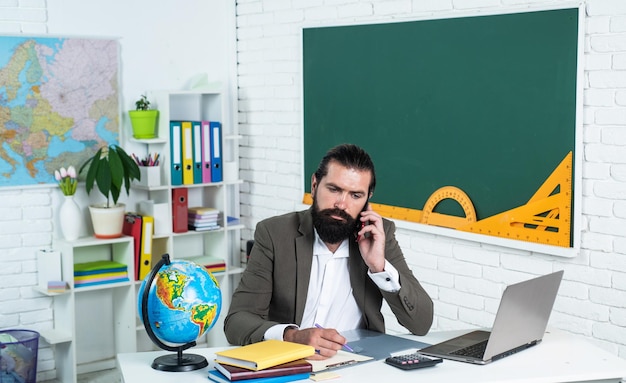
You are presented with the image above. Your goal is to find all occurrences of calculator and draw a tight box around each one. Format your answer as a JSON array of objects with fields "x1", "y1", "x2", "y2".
[{"x1": 385, "y1": 352, "x2": 443, "y2": 370}]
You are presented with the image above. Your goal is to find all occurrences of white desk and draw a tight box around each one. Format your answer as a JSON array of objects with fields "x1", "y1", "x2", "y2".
[{"x1": 117, "y1": 329, "x2": 626, "y2": 383}]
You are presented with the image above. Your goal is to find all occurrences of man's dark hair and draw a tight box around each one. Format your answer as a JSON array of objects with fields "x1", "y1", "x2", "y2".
[{"x1": 314, "y1": 143, "x2": 376, "y2": 195}]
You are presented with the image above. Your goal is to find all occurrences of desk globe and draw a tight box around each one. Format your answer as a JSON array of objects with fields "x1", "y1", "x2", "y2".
[{"x1": 138, "y1": 254, "x2": 222, "y2": 372}]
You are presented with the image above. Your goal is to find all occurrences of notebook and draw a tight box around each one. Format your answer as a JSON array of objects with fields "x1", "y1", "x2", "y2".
[
  {"x1": 214, "y1": 340, "x2": 315, "y2": 371},
  {"x1": 419, "y1": 270, "x2": 563, "y2": 365}
]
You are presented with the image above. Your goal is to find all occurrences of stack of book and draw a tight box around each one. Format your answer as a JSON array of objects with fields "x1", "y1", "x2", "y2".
[
  {"x1": 47, "y1": 280, "x2": 68, "y2": 293},
  {"x1": 191, "y1": 255, "x2": 227, "y2": 275},
  {"x1": 188, "y1": 206, "x2": 221, "y2": 231},
  {"x1": 204, "y1": 260, "x2": 226, "y2": 274},
  {"x1": 73, "y1": 260, "x2": 129, "y2": 288},
  {"x1": 210, "y1": 340, "x2": 314, "y2": 383}
]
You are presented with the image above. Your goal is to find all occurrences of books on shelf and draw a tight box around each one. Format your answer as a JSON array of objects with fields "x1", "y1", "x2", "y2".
[
  {"x1": 208, "y1": 370, "x2": 310, "y2": 383},
  {"x1": 47, "y1": 280, "x2": 68, "y2": 293},
  {"x1": 205, "y1": 262, "x2": 226, "y2": 274},
  {"x1": 214, "y1": 340, "x2": 315, "y2": 371},
  {"x1": 73, "y1": 260, "x2": 129, "y2": 288},
  {"x1": 214, "y1": 359, "x2": 312, "y2": 381},
  {"x1": 188, "y1": 206, "x2": 220, "y2": 216},
  {"x1": 189, "y1": 255, "x2": 226, "y2": 274},
  {"x1": 189, "y1": 224, "x2": 221, "y2": 232},
  {"x1": 188, "y1": 206, "x2": 222, "y2": 232}
]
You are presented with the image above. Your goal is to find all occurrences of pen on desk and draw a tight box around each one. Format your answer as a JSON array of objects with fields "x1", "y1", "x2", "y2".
[
  {"x1": 314, "y1": 323, "x2": 355, "y2": 353},
  {"x1": 326, "y1": 360, "x2": 358, "y2": 369}
]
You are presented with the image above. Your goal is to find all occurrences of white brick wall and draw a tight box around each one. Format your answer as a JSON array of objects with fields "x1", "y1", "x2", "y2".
[
  {"x1": 0, "y1": 0, "x2": 80, "y2": 371},
  {"x1": 236, "y1": 0, "x2": 626, "y2": 360},
  {"x1": 3, "y1": 0, "x2": 626, "y2": 380},
  {"x1": 0, "y1": 187, "x2": 55, "y2": 381},
  {"x1": 0, "y1": 0, "x2": 46, "y2": 34},
  {"x1": 0, "y1": 1, "x2": 235, "y2": 380}
]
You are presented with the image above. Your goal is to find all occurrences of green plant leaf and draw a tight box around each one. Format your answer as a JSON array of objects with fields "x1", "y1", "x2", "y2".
[
  {"x1": 116, "y1": 146, "x2": 141, "y2": 195},
  {"x1": 82, "y1": 148, "x2": 102, "y2": 194},
  {"x1": 95, "y1": 156, "x2": 112, "y2": 205},
  {"x1": 80, "y1": 144, "x2": 142, "y2": 207},
  {"x1": 108, "y1": 147, "x2": 124, "y2": 190},
  {"x1": 110, "y1": 181, "x2": 121, "y2": 207}
]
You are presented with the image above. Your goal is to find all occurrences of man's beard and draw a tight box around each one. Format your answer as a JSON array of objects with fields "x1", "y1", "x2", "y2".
[{"x1": 311, "y1": 198, "x2": 359, "y2": 244}]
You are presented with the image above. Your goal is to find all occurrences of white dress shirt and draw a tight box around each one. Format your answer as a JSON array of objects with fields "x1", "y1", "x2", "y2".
[{"x1": 264, "y1": 231, "x2": 401, "y2": 340}]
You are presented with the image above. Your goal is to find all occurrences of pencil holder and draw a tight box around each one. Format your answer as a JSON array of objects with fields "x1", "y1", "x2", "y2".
[{"x1": 137, "y1": 166, "x2": 161, "y2": 187}]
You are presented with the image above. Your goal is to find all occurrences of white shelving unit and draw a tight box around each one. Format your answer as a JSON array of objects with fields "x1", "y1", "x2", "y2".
[
  {"x1": 38, "y1": 88, "x2": 242, "y2": 382},
  {"x1": 37, "y1": 236, "x2": 136, "y2": 383},
  {"x1": 131, "y1": 89, "x2": 244, "y2": 350}
]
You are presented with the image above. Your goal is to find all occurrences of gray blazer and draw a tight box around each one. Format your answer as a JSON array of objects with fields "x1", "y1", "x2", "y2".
[{"x1": 224, "y1": 208, "x2": 433, "y2": 345}]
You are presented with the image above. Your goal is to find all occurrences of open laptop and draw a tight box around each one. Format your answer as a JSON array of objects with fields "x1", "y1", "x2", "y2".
[{"x1": 419, "y1": 270, "x2": 563, "y2": 365}]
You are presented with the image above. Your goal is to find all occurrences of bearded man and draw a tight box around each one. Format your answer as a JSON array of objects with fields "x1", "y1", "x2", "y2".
[{"x1": 224, "y1": 144, "x2": 433, "y2": 359}]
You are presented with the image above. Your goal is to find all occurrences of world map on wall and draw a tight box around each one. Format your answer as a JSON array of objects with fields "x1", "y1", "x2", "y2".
[{"x1": 0, "y1": 36, "x2": 119, "y2": 188}]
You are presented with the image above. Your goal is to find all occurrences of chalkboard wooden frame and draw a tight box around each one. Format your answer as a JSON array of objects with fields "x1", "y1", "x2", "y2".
[{"x1": 302, "y1": 4, "x2": 584, "y2": 257}]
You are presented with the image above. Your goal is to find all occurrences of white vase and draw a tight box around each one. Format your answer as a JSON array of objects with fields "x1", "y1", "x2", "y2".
[{"x1": 59, "y1": 195, "x2": 81, "y2": 241}]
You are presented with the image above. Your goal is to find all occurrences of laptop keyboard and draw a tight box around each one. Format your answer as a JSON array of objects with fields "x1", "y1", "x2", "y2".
[{"x1": 450, "y1": 340, "x2": 488, "y2": 358}]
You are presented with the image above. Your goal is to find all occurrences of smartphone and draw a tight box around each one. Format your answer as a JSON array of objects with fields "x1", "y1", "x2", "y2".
[{"x1": 355, "y1": 198, "x2": 371, "y2": 241}]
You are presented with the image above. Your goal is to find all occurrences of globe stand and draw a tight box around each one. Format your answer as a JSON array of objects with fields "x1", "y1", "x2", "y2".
[
  {"x1": 151, "y1": 351, "x2": 208, "y2": 372},
  {"x1": 141, "y1": 254, "x2": 209, "y2": 372}
]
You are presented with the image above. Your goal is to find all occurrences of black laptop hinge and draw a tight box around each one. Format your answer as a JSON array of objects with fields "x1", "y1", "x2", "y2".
[{"x1": 490, "y1": 340, "x2": 540, "y2": 362}]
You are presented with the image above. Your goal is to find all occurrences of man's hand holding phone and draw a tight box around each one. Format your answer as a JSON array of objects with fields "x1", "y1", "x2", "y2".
[{"x1": 356, "y1": 205, "x2": 386, "y2": 273}]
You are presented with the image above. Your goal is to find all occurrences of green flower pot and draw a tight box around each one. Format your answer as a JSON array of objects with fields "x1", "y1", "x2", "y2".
[{"x1": 129, "y1": 110, "x2": 159, "y2": 139}]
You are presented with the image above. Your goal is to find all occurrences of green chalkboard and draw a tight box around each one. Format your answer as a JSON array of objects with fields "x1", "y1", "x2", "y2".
[{"x1": 303, "y1": 7, "x2": 579, "y2": 241}]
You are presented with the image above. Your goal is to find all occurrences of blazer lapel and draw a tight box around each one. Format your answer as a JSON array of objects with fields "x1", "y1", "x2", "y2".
[
  {"x1": 294, "y1": 209, "x2": 315, "y2": 324},
  {"x1": 349, "y1": 238, "x2": 368, "y2": 310}
]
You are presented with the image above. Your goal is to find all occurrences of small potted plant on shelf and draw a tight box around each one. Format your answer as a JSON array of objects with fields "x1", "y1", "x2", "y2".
[
  {"x1": 79, "y1": 145, "x2": 141, "y2": 238},
  {"x1": 129, "y1": 94, "x2": 159, "y2": 139}
]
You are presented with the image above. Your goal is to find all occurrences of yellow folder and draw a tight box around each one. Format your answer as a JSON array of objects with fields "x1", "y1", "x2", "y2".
[
  {"x1": 181, "y1": 121, "x2": 194, "y2": 185},
  {"x1": 214, "y1": 340, "x2": 315, "y2": 371},
  {"x1": 138, "y1": 215, "x2": 154, "y2": 280}
]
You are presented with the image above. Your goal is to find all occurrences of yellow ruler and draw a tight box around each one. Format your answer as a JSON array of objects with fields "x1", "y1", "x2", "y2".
[
  {"x1": 458, "y1": 152, "x2": 572, "y2": 247},
  {"x1": 301, "y1": 151, "x2": 572, "y2": 247}
]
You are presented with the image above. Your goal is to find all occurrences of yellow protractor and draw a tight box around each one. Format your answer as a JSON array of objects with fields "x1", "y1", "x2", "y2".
[{"x1": 421, "y1": 186, "x2": 477, "y2": 229}]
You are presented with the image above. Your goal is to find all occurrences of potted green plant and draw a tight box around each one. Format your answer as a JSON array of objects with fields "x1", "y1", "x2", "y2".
[
  {"x1": 79, "y1": 145, "x2": 141, "y2": 238},
  {"x1": 129, "y1": 94, "x2": 159, "y2": 139}
]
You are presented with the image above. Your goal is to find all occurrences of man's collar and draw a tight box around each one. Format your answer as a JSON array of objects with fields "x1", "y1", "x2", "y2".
[{"x1": 313, "y1": 229, "x2": 349, "y2": 257}]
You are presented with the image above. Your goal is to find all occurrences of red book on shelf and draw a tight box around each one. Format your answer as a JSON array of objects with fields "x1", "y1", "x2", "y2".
[{"x1": 214, "y1": 359, "x2": 312, "y2": 381}]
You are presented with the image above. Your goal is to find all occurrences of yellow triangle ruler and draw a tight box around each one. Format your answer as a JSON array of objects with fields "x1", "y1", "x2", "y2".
[
  {"x1": 458, "y1": 152, "x2": 572, "y2": 247},
  {"x1": 301, "y1": 151, "x2": 572, "y2": 247}
]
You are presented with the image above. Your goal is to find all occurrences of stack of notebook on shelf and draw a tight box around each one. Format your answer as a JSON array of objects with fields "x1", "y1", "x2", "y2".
[
  {"x1": 73, "y1": 260, "x2": 129, "y2": 288},
  {"x1": 191, "y1": 255, "x2": 226, "y2": 274},
  {"x1": 188, "y1": 206, "x2": 221, "y2": 232},
  {"x1": 210, "y1": 340, "x2": 314, "y2": 383},
  {"x1": 204, "y1": 260, "x2": 226, "y2": 274},
  {"x1": 47, "y1": 280, "x2": 68, "y2": 293}
]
